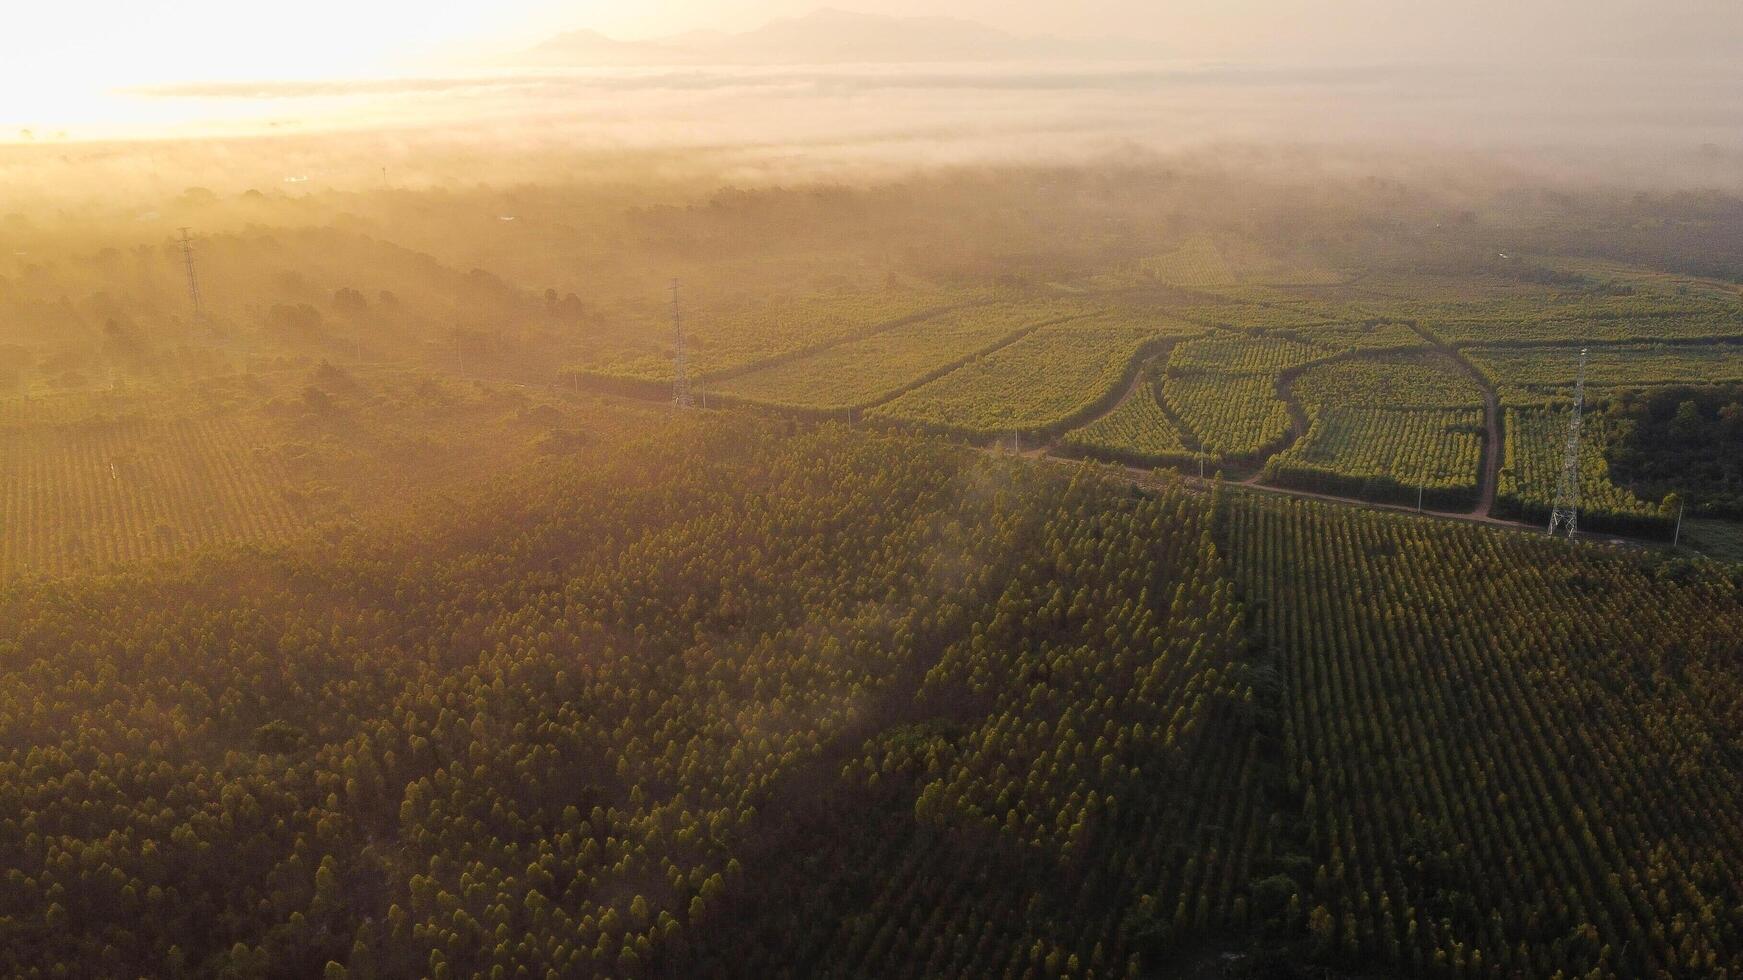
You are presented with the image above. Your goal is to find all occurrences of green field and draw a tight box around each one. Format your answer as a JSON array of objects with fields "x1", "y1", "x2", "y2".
[
  {"x1": 1291, "y1": 353, "x2": 1484, "y2": 409},
  {"x1": 1262, "y1": 354, "x2": 1485, "y2": 505},
  {"x1": 1266, "y1": 407, "x2": 1485, "y2": 506},
  {"x1": 711, "y1": 301, "x2": 1081, "y2": 412},
  {"x1": 869, "y1": 313, "x2": 1186, "y2": 438},
  {"x1": 1469, "y1": 342, "x2": 1743, "y2": 394},
  {"x1": 1058, "y1": 375, "x2": 1196, "y2": 466},
  {"x1": 0, "y1": 368, "x2": 643, "y2": 582},
  {"x1": 1167, "y1": 333, "x2": 1329, "y2": 375},
  {"x1": 576, "y1": 288, "x2": 968, "y2": 381},
  {"x1": 1161, "y1": 372, "x2": 1292, "y2": 464},
  {"x1": 1290, "y1": 319, "x2": 1428, "y2": 351},
  {"x1": 1497, "y1": 405, "x2": 1671, "y2": 534}
]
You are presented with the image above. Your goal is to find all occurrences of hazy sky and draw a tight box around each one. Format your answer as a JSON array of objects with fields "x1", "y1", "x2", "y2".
[
  {"x1": 4, "y1": 1, "x2": 1739, "y2": 135},
  {"x1": 9, "y1": 1, "x2": 1740, "y2": 79}
]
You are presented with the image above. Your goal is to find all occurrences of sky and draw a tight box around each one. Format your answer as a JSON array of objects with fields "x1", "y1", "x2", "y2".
[
  {"x1": 9, "y1": 0, "x2": 1740, "y2": 81},
  {"x1": 3, "y1": 1, "x2": 1739, "y2": 138}
]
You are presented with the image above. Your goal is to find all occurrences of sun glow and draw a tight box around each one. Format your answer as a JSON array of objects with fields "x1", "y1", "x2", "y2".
[{"x1": 0, "y1": 0, "x2": 581, "y2": 140}]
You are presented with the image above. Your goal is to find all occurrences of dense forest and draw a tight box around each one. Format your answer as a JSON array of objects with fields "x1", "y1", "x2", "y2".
[
  {"x1": 1607, "y1": 384, "x2": 1743, "y2": 517},
  {"x1": 2, "y1": 412, "x2": 1740, "y2": 978}
]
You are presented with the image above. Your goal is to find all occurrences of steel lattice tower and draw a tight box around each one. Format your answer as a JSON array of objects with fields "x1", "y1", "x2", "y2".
[
  {"x1": 669, "y1": 279, "x2": 692, "y2": 410},
  {"x1": 1547, "y1": 347, "x2": 1588, "y2": 537},
  {"x1": 178, "y1": 228, "x2": 203, "y2": 319}
]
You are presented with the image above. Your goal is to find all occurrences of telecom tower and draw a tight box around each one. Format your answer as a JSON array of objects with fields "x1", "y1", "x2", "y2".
[
  {"x1": 1547, "y1": 347, "x2": 1589, "y2": 537},
  {"x1": 669, "y1": 279, "x2": 692, "y2": 410},
  {"x1": 177, "y1": 228, "x2": 203, "y2": 319}
]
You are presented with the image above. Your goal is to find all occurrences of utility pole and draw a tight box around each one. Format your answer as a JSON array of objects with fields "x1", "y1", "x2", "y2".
[
  {"x1": 1673, "y1": 499, "x2": 1685, "y2": 549},
  {"x1": 177, "y1": 228, "x2": 203, "y2": 320},
  {"x1": 670, "y1": 279, "x2": 692, "y2": 410},
  {"x1": 1548, "y1": 347, "x2": 1588, "y2": 538}
]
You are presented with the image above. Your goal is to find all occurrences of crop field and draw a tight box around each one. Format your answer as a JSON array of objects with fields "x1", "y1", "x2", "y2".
[
  {"x1": 1497, "y1": 406, "x2": 1669, "y2": 534},
  {"x1": 576, "y1": 288, "x2": 964, "y2": 381},
  {"x1": 1058, "y1": 378, "x2": 1195, "y2": 465},
  {"x1": 1158, "y1": 334, "x2": 1324, "y2": 466},
  {"x1": 1177, "y1": 300, "x2": 1355, "y2": 332},
  {"x1": 1266, "y1": 407, "x2": 1485, "y2": 506},
  {"x1": 0, "y1": 389, "x2": 154, "y2": 426},
  {"x1": 1260, "y1": 354, "x2": 1486, "y2": 504},
  {"x1": 1167, "y1": 333, "x2": 1329, "y2": 375},
  {"x1": 0, "y1": 368, "x2": 638, "y2": 580},
  {"x1": 1440, "y1": 312, "x2": 1743, "y2": 346},
  {"x1": 1468, "y1": 342, "x2": 1743, "y2": 395},
  {"x1": 1346, "y1": 269, "x2": 1736, "y2": 325},
  {"x1": 868, "y1": 314, "x2": 1183, "y2": 437},
  {"x1": 1338, "y1": 272, "x2": 1567, "y2": 306},
  {"x1": 709, "y1": 302, "x2": 1077, "y2": 412},
  {"x1": 1161, "y1": 372, "x2": 1291, "y2": 463},
  {"x1": 1493, "y1": 384, "x2": 1563, "y2": 407},
  {"x1": 1291, "y1": 353, "x2": 1483, "y2": 410},
  {"x1": 1138, "y1": 235, "x2": 1238, "y2": 287},
  {"x1": 1290, "y1": 319, "x2": 1428, "y2": 351},
  {"x1": 0, "y1": 415, "x2": 302, "y2": 578},
  {"x1": 1138, "y1": 235, "x2": 1345, "y2": 289},
  {"x1": 1156, "y1": 346, "x2": 1481, "y2": 473}
]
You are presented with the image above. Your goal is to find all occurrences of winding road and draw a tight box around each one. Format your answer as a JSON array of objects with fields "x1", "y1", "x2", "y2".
[
  {"x1": 1018, "y1": 321, "x2": 1558, "y2": 535},
  {"x1": 525, "y1": 320, "x2": 1653, "y2": 545},
  {"x1": 1395, "y1": 321, "x2": 1505, "y2": 518}
]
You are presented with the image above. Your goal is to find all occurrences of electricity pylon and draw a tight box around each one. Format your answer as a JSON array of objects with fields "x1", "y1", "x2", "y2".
[
  {"x1": 177, "y1": 228, "x2": 203, "y2": 319},
  {"x1": 670, "y1": 279, "x2": 692, "y2": 410},
  {"x1": 1547, "y1": 347, "x2": 1588, "y2": 538}
]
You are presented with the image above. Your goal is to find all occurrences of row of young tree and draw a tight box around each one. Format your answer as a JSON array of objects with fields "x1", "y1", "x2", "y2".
[
  {"x1": 1225, "y1": 495, "x2": 1743, "y2": 977},
  {"x1": 4, "y1": 418, "x2": 1227, "y2": 978},
  {"x1": 2, "y1": 414, "x2": 1740, "y2": 977}
]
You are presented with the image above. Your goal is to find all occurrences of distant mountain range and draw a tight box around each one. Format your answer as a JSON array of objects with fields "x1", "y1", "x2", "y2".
[{"x1": 514, "y1": 8, "x2": 1153, "y2": 67}]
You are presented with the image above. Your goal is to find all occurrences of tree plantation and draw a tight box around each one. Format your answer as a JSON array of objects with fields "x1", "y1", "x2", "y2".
[
  {"x1": 1, "y1": 411, "x2": 1741, "y2": 978},
  {"x1": 3, "y1": 136, "x2": 1743, "y2": 980}
]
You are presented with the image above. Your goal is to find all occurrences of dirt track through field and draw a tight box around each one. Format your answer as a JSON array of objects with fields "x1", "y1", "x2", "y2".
[
  {"x1": 1045, "y1": 352, "x2": 1155, "y2": 456},
  {"x1": 1402, "y1": 322, "x2": 1504, "y2": 518},
  {"x1": 519, "y1": 330, "x2": 1654, "y2": 546}
]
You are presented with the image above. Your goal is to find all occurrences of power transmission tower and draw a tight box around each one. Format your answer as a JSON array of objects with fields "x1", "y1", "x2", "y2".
[
  {"x1": 669, "y1": 279, "x2": 692, "y2": 410},
  {"x1": 1547, "y1": 347, "x2": 1589, "y2": 538},
  {"x1": 177, "y1": 228, "x2": 203, "y2": 319}
]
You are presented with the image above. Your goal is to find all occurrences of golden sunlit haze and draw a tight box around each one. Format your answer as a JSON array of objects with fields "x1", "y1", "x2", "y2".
[
  {"x1": 1, "y1": 1, "x2": 585, "y2": 134},
  {"x1": 5, "y1": 0, "x2": 1740, "y2": 142}
]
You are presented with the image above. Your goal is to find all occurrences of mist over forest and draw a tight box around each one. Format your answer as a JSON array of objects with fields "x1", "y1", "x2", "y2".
[{"x1": 5, "y1": 5, "x2": 1743, "y2": 980}]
